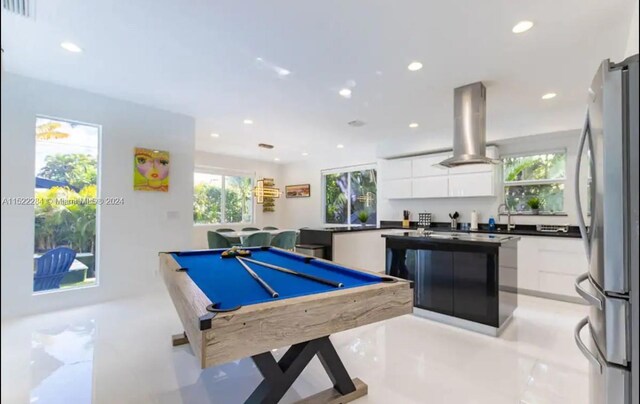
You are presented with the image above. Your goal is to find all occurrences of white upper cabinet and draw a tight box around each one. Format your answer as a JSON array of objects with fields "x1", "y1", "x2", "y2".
[
  {"x1": 381, "y1": 179, "x2": 412, "y2": 199},
  {"x1": 412, "y1": 176, "x2": 449, "y2": 198},
  {"x1": 379, "y1": 158, "x2": 412, "y2": 180},
  {"x1": 448, "y1": 172, "x2": 494, "y2": 197},
  {"x1": 447, "y1": 146, "x2": 499, "y2": 174},
  {"x1": 379, "y1": 146, "x2": 499, "y2": 199},
  {"x1": 412, "y1": 153, "x2": 450, "y2": 177}
]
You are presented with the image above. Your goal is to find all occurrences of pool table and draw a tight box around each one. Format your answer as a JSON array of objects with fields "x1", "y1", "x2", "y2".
[{"x1": 159, "y1": 246, "x2": 412, "y2": 403}]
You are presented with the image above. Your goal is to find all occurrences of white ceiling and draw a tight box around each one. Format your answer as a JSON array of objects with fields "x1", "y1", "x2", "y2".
[{"x1": 1, "y1": 0, "x2": 635, "y2": 163}]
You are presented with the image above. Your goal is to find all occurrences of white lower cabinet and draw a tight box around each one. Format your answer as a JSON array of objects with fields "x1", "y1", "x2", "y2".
[
  {"x1": 332, "y1": 230, "x2": 387, "y2": 273},
  {"x1": 516, "y1": 236, "x2": 587, "y2": 301}
]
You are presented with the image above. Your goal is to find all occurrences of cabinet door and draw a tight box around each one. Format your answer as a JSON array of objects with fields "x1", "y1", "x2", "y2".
[
  {"x1": 412, "y1": 176, "x2": 448, "y2": 198},
  {"x1": 447, "y1": 146, "x2": 498, "y2": 175},
  {"x1": 453, "y1": 252, "x2": 498, "y2": 327},
  {"x1": 516, "y1": 236, "x2": 539, "y2": 291},
  {"x1": 382, "y1": 179, "x2": 412, "y2": 199},
  {"x1": 412, "y1": 154, "x2": 449, "y2": 177},
  {"x1": 412, "y1": 249, "x2": 454, "y2": 315},
  {"x1": 448, "y1": 172, "x2": 494, "y2": 197},
  {"x1": 380, "y1": 158, "x2": 412, "y2": 180}
]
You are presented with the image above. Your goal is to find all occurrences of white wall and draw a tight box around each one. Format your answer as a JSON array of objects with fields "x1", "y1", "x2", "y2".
[
  {"x1": 1, "y1": 74, "x2": 195, "y2": 319},
  {"x1": 377, "y1": 130, "x2": 589, "y2": 226},
  {"x1": 625, "y1": 1, "x2": 639, "y2": 58},
  {"x1": 192, "y1": 151, "x2": 284, "y2": 249},
  {"x1": 279, "y1": 149, "x2": 377, "y2": 229}
]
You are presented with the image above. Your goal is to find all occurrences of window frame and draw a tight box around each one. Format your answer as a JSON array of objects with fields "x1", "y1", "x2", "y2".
[
  {"x1": 321, "y1": 163, "x2": 377, "y2": 225},
  {"x1": 33, "y1": 115, "x2": 103, "y2": 294},
  {"x1": 501, "y1": 149, "x2": 567, "y2": 214},
  {"x1": 193, "y1": 166, "x2": 255, "y2": 225}
]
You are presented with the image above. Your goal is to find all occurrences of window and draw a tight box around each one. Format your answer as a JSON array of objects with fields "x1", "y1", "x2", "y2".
[
  {"x1": 502, "y1": 151, "x2": 566, "y2": 213},
  {"x1": 323, "y1": 165, "x2": 377, "y2": 225},
  {"x1": 34, "y1": 117, "x2": 100, "y2": 293},
  {"x1": 193, "y1": 170, "x2": 253, "y2": 224}
]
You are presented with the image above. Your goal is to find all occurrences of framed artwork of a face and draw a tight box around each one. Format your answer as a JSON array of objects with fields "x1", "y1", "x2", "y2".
[{"x1": 134, "y1": 147, "x2": 170, "y2": 192}]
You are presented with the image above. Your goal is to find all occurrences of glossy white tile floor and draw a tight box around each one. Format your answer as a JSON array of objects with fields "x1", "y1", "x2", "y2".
[{"x1": 1, "y1": 288, "x2": 589, "y2": 404}]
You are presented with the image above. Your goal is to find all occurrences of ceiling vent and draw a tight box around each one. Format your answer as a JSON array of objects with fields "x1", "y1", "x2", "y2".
[
  {"x1": 348, "y1": 120, "x2": 365, "y2": 127},
  {"x1": 258, "y1": 143, "x2": 274, "y2": 149},
  {"x1": 3, "y1": 0, "x2": 33, "y2": 17}
]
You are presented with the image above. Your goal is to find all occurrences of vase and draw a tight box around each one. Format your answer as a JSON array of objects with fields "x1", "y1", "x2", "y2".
[{"x1": 531, "y1": 208, "x2": 540, "y2": 215}]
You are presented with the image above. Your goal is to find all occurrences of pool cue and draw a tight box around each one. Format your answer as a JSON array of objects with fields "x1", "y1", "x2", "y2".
[
  {"x1": 239, "y1": 257, "x2": 344, "y2": 288},
  {"x1": 235, "y1": 257, "x2": 279, "y2": 298}
]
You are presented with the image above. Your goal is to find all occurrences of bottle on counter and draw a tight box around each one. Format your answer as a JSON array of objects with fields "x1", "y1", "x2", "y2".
[
  {"x1": 488, "y1": 216, "x2": 496, "y2": 231},
  {"x1": 471, "y1": 210, "x2": 479, "y2": 230}
]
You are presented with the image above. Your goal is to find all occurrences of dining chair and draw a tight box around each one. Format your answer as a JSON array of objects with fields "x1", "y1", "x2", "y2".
[
  {"x1": 263, "y1": 226, "x2": 279, "y2": 230},
  {"x1": 242, "y1": 227, "x2": 260, "y2": 231},
  {"x1": 34, "y1": 247, "x2": 76, "y2": 292},
  {"x1": 216, "y1": 228, "x2": 235, "y2": 232},
  {"x1": 242, "y1": 232, "x2": 271, "y2": 247},
  {"x1": 270, "y1": 231, "x2": 297, "y2": 250},
  {"x1": 208, "y1": 231, "x2": 233, "y2": 249}
]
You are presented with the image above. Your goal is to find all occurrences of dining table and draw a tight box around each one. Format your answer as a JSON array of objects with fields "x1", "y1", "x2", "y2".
[{"x1": 224, "y1": 228, "x2": 298, "y2": 243}]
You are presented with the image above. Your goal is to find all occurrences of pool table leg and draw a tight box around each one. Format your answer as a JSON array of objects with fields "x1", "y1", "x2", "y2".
[
  {"x1": 171, "y1": 332, "x2": 189, "y2": 347},
  {"x1": 245, "y1": 336, "x2": 367, "y2": 404}
]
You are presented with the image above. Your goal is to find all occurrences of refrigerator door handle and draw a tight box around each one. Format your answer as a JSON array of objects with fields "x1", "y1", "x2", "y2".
[
  {"x1": 574, "y1": 272, "x2": 604, "y2": 309},
  {"x1": 574, "y1": 316, "x2": 603, "y2": 373},
  {"x1": 575, "y1": 106, "x2": 592, "y2": 258}
]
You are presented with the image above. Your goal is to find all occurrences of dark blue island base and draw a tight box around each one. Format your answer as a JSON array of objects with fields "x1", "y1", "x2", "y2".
[{"x1": 383, "y1": 232, "x2": 519, "y2": 336}]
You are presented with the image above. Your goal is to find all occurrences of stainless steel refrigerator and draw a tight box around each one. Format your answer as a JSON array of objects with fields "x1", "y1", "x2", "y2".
[{"x1": 574, "y1": 54, "x2": 639, "y2": 404}]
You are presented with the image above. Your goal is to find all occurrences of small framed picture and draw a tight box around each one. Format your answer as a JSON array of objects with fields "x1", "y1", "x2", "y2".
[{"x1": 285, "y1": 184, "x2": 311, "y2": 198}]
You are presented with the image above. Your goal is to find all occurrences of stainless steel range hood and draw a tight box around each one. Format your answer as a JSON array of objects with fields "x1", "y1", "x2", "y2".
[{"x1": 439, "y1": 82, "x2": 498, "y2": 168}]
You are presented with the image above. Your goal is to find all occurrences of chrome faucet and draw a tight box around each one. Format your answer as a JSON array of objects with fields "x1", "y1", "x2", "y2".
[{"x1": 498, "y1": 203, "x2": 516, "y2": 231}]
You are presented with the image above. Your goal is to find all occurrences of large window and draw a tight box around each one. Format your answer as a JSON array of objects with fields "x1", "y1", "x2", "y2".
[
  {"x1": 503, "y1": 151, "x2": 566, "y2": 213},
  {"x1": 33, "y1": 117, "x2": 100, "y2": 293},
  {"x1": 193, "y1": 170, "x2": 253, "y2": 224},
  {"x1": 323, "y1": 166, "x2": 377, "y2": 225}
]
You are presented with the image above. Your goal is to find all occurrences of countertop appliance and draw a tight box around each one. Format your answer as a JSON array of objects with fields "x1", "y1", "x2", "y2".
[{"x1": 574, "y1": 55, "x2": 638, "y2": 404}]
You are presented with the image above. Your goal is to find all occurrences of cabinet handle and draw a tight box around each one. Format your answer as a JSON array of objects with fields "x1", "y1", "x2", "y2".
[
  {"x1": 574, "y1": 316, "x2": 602, "y2": 372},
  {"x1": 574, "y1": 272, "x2": 603, "y2": 310}
]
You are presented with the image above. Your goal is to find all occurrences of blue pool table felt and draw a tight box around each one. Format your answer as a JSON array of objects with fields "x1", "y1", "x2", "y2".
[{"x1": 171, "y1": 248, "x2": 383, "y2": 309}]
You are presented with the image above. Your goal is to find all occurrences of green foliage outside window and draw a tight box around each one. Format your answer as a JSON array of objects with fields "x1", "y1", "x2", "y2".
[
  {"x1": 503, "y1": 152, "x2": 566, "y2": 213},
  {"x1": 324, "y1": 168, "x2": 377, "y2": 224},
  {"x1": 193, "y1": 173, "x2": 253, "y2": 224},
  {"x1": 38, "y1": 154, "x2": 97, "y2": 190}
]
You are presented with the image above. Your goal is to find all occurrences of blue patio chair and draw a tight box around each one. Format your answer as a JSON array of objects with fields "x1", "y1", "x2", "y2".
[
  {"x1": 242, "y1": 232, "x2": 271, "y2": 247},
  {"x1": 34, "y1": 247, "x2": 76, "y2": 292},
  {"x1": 270, "y1": 231, "x2": 297, "y2": 250},
  {"x1": 208, "y1": 231, "x2": 233, "y2": 249}
]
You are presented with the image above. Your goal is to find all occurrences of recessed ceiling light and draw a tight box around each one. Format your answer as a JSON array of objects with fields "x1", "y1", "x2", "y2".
[
  {"x1": 512, "y1": 21, "x2": 534, "y2": 34},
  {"x1": 274, "y1": 157, "x2": 280, "y2": 161},
  {"x1": 339, "y1": 88, "x2": 352, "y2": 98},
  {"x1": 60, "y1": 42, "x2": 83, "y2": 53},
  {"x1": 276, "y1": 68, "x2": 291, "y2": 77},
  {"x1": 407, "y1": 61, "x2": 423, "y2": 71},
  {"x1": 301, "y1": 152, "x2": 309, "y2": 156},
  {"x1": 541, "y1": 92, "x2": 557, "y2": 100},
  {"x1": 337, "y1": 144, "x2": 344, "y2": 149},
  {"x1": 210, "y1": 133, "x2": 220, "y2": 138},
  {"x1": 409, "y1": 122, "x2": 419, "y2": 128},
  {"x1": 243, "y1": 119, "x2": 253, "y2": 125}
]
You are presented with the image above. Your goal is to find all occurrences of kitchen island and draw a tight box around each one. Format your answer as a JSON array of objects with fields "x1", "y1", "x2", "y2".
[{"x1": 383, "y1": 231, "x2": 519, "y2": 336}]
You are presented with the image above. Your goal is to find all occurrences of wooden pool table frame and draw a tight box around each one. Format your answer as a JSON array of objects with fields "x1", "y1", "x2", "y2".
[{"x1": 160, "y1": 247, "x2": 412, "y2": 403}]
